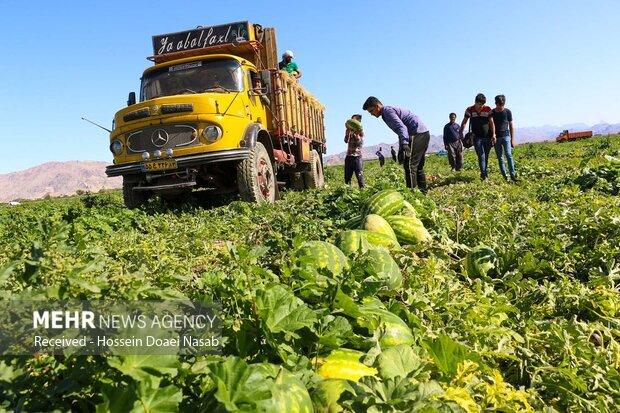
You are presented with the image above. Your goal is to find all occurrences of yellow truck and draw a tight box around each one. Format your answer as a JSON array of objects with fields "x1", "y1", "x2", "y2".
[{"x1": 106, "y1": 21, "x2": 326, "y2": 208}]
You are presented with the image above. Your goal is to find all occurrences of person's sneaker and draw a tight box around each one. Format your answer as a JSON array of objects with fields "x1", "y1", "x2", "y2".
[{"x1": 511, "y1": 176, "x2": 519, "y2": 183}]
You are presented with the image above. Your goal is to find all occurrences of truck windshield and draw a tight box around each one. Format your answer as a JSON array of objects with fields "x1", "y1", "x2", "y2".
[{"x1": 140, "y1": 59, "x2": 243, "y2": 101}]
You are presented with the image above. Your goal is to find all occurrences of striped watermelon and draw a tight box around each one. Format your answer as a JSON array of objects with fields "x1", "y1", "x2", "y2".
[
  {"x1": 358, "y1": 298, "x2": 414, "y2": 348},
  {"x1": 295, "y1": 241, "x2": 349, "y2": 276},
  {"x1": 345, "y1": 118, "x2": 363, "y2": 133},
  {"x1": 360, "y1": 248, "x2": 403, "y2": 291},
  {"x1": 364, "y1": 190, "x2": 404, "y2": 218},
  {"x1": 336, "y1": 230, "x2": 400, "y2": 256},
  {"x1": 317, "y1": 349, "x2": 377, "y2": 381},
  {"x1": 362, "y1": 214, "x2": 397, "y2": 240},
  {"x1": 385, "y1": 215, "x2": 432, "y2": 245},
  {"x1": 465, "y1": 245, "x2": 497, "y2": 279},
  {"x1": 401, "y1": 200, "x2": 418, "y2": 217},
  {"x1": 344, "y1": 214, "x2": 363, "y2": 229}
]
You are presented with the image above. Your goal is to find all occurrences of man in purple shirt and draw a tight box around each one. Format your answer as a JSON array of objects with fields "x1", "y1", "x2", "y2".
[{"x1": 363, "y1": 96, "x2": 430, "y2": 191}]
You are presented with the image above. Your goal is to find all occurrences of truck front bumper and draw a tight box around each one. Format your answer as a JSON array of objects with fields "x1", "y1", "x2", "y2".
[{"x1": 106, "y1": 148, "x2": 251, "y2": 177}]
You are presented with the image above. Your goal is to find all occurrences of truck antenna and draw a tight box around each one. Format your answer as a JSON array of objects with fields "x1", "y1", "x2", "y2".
[{"x1": 81, "y1": 117, "x2": 112, "y2": 133}]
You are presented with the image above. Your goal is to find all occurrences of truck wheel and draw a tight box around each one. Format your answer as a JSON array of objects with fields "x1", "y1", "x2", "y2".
[
  {"x1": 237, "y1": 142, "x2": 277, "y2": 203},
  {"x1": 122, "y1": 178, "x2": 149, "y2": 209},
  {"x1": 304, "y1": 149, "x2": 325, "y2": 189}
]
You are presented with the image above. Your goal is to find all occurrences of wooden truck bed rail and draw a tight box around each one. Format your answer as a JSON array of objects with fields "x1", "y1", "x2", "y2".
[{"x1": 270, "y1": 70, "x2": 325, "y2": 144}]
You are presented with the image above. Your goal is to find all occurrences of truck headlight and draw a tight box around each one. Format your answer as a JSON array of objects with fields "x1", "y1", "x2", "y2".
[
  {"x1": 203, "y1": 125, "x2": 223, "y2": 142},
  {"x1": 110, "y1": 140, "x2": 123, "y2": 155}
]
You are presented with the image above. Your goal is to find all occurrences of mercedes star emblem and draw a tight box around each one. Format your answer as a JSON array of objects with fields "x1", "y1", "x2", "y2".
[{"x1": 151, "y1": 129, "x2": 169, "y2": 147}]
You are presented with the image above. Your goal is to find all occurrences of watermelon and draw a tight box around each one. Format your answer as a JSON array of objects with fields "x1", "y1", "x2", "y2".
[
  {"x1": 345, "y1": 118, "x2": 363, "y2": 133},
  {"x1": 336, "y1": 230, "x2": 400, "y2": 256},
  {"x1": 359, "y1": 248, "x2": 402, "y2": 291},
  {"x1": 317, "y1": 348, "x2": 377, "y2": 381},
  {"x1": 358, "y1": 298, "x2": 415, "y2": 348},
  {"x1": 401, "y1": 200, "x2": 418, "y2": 217},
  {"x1": 364, "y1": 190, "x2": 404, "y2": 218},
  {"x1": 385, "y1": 215, "x2": 432, "y2": 245},
  {"x1": 465, "y1": 245, "x2": 497, "y2": 278},
  {"x1": 343, "y1": 214, "x2": 363, "y2": 229},
  {"x1": 295, "y1": 241, "x2": 349, "y2": 277},
  {"x1": 362, "y1": 214, "x2": 397, "y2": 240},
  {"x1": 255, "y1": 367, "x2": 314, "y2": 413}
]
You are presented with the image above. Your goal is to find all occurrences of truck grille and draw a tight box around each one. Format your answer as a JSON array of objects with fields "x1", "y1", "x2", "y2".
[{"x1": 126, "y1": 124, "x2": 199, "y2": 153}]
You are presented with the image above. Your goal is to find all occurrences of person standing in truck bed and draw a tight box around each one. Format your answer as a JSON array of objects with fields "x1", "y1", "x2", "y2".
[
  {"x1": 344, "y1": 114, "x2": 365, "y2": 188},
  {"x1": 279, "y1": 50, "x2": 302, "y2": 79}
]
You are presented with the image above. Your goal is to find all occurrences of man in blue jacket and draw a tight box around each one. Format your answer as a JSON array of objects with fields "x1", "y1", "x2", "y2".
[{"x1": 363, "y1": 96, "x2": 430, "y2": 191}]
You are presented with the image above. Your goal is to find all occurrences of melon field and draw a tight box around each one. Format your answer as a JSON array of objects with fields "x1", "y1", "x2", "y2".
[{"x1": 0, "y1": 136, "x2": 619, "y2": 412}]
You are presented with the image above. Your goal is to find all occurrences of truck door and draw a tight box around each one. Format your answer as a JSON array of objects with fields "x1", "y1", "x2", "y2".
[{"x1": 239, "y1": 69, "x2": 259, "y2": 121}]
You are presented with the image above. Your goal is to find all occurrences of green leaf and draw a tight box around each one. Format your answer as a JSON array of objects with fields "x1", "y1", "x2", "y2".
[
  {"x1": 317, "y1": 316, "x2": 353, "y2": 349},
  {"x1": 333, "y1": 288, "x2": 361, "y2": 318},
  {"x1": 422, "y1": 335, "x2": 481, "y2": 376},
  {"x1": 0, "y1": 260, "x2": 17, "y2": 287},
  {"x1": 132, "y1": 382, "x2": 183, "y2": 413},
  {"x1": 312, "y1": 379, "x2": 354, "y2": 413},
  {"x1": 207, "y1": 357, "x2": 273, "y2": 411},
  {"x1": 255, "y1": 284, "x2": 317, "y2": 334},
  {"x1": 96, "y1": 383, "x2": 137, "y2": 413},
  {"x1": 107, "y1": 355, "x2": 179, "y2": 382},
  {"x1": 377, "y1": 345, "x2": 422, "y2": 379}
]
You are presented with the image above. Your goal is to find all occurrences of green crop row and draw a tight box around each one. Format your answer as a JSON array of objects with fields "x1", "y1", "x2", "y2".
[{"x1": 0, "y1": 136, "x2": 618, "y2": 412}]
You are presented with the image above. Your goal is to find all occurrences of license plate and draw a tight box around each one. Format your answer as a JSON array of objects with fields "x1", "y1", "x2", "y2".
[{"x1": 142, "y1": 159, "x2": 178, "y2": 172}]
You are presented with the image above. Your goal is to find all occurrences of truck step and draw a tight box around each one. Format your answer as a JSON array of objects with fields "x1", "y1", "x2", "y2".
[{"x1": 134, "y1": 181, "x2": 196, "y2": 191}]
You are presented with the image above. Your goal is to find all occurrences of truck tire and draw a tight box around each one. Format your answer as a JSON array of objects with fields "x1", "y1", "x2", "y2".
[
  {"x1": 237, "y1": 142, "x2": 277, "y2": 203},
  {"x1": 304, "y1": 149, "x2": 325, "y2": 189},
  {"x1": 123, "y1": 178, "x2": 149, "y2": 209}
]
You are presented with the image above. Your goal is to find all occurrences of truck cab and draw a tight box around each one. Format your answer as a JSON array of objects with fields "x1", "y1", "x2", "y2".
[{"x1": 106, "y1": 22, "x2": 326, "y2": 208}]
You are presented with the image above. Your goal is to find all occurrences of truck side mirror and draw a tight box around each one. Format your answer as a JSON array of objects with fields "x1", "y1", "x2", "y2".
[
  {"x1": 259, "y1": 70, "x2": 272, "y2": 94},
  {"x1": 127, "y1": 92, "x2": 136, "y2": 106}
]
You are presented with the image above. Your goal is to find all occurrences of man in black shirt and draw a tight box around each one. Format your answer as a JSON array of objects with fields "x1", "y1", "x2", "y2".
[
  {"x1": 460, "y1": 93, "x2": 496, "y2": 180},
  {"x1": 491, "y1": 95, "x2": 517, "y2": 181}
]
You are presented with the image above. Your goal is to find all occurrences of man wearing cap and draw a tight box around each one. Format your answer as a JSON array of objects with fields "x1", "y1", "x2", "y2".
[
  {"x1": 279, "y1": 50, "x2": 302, "y2": 79},
  {"x1": 363, "y1": 96, "x2": 430, "y2": 192}
]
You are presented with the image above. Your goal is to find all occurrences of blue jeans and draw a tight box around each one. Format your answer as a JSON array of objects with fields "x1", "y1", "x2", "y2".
[
  {"x1": 473, "y1": 137, "x2": 493, "y2": 179},
  {"x1": 495, "y1": 135, "x2": 516, "y2": 179}
]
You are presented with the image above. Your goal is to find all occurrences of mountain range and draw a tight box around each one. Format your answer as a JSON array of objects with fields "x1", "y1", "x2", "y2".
[
  {"x1": 1, "y1": 122, "x2": 618, "y2": 202},
  {"x1": 0, "y1": 161, "x2": 121, "y2": 203}
]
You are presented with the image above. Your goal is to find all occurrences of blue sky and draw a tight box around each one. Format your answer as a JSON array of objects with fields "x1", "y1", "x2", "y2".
[{"x1": 1, "y1": 0, "x2": 619, "y2": 173}]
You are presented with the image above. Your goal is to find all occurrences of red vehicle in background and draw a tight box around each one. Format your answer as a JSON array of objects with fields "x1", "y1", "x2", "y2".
[{"x1": 556, "y1": 130, "x2": 593, "y2": 143}]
